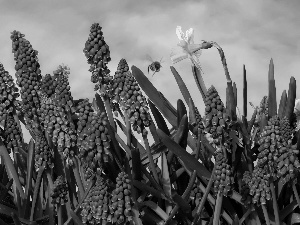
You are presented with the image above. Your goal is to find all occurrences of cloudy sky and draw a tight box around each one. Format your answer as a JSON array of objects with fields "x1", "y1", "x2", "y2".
[{"x1": 0, "y1": 0, "x2": 300, "y2": 143}]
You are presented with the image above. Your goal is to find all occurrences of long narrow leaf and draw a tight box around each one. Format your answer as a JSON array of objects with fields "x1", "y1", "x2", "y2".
[
  {"x1": 148, "y1": 99, "x2": 170, "y2": 136},
  {"x1": 140, "y1": 201, "x2": 169, "y2": 221},
  {"x1": 243, "y1": 65, "x2": 247, "y2": 117},
  {"x1": 161, "y1": 151, "x2": 172, "y2": 214},
  {"x1": 131, "y1": 65, "x2": 177, "y2": 127},
  {"x1": 177, "y1": 99, "x2": 187, "y2": 128},
  {"x1": 170, "y1": 66, "x2": 193, "y2": 106},
  {"x1": 284, "y1": 76, "x2": 296, "y2": 123},
  {"x1": 0, "y1": 140, "x2": 25, "y2": 201},
  {"x1": 69, "y1": 209, "x2": 85, "y2": 225},
  {"x1": 278, "y1": 91, "x2": 288, "y2": 122},
  {"x1": 157, "y1": 129, "x2": 211, "y2": 180},
  {"x1": 23, "y1": 139, "x2": 35, "y2": 218}
]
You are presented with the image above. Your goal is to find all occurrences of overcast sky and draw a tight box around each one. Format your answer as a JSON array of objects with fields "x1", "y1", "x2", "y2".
[{"x1": 1, "y1": 0, "x2": 300, "y2": 143}]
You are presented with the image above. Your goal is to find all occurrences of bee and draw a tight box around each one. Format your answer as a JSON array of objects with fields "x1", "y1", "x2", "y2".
[{"x1": 146, "y1": 55, "x2": 163, "y2": 77}]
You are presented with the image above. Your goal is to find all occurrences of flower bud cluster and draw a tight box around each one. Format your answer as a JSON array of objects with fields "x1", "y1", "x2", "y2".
[
  {"x1": 276, "y1": 144, "x2": 300, "y2": 184},
  {"x1": 111, "y1": 59, "x2": 151, "y2": 135},
  {"x1": 241, "y1": 171, "x2": 252, "y2": 207},
  {"x1": 279, "y1": 117, "x2": 294, "y2": 143},
  {"x1": 190, "y1": 179, "x2": 202, "y2": 206},
  {"x1": 258, "y1": 96, "x2": 268, "y2": 117},
  {"x1": 203, "y1": 86, "x2": 229, "y2": 140},
  {"x1": 76, "y1": 99, "x2": 94, "y2": 132},
  {"x1": 53, "y1": 64, "x2": 76, "y2": 113},
  {"x1": 213, "y1": 152, "x2": 234, "y2": 196},
  {"x1": 191, "y1": 107, "x2": 205, "y2": 136},
  {"x1": 257, "y1": 115, "x2": 287, "y2": 172},
  {"x1": 10, "y1": 30, "x2": 42, "y2": 119},
  {"x1": 77, "y1": 109, "x2": 112, "y2": 181},
  {"x1": 0, "y1": 63, "x2": 19, "y2": 124},
  {"x1": 41, "y1": 74, "x2": 57, "y2": 97},
  {"x1": 51, "y1": 176, "x2": 68, "y2": 205},
  {"x1": 109, "y1": 172, "x2": 133, "y2": 224},
  {"x1": 247, "y1": 166, "x2": 271, "y2": 205},
  {"x1": 83, "y1": 23, "x2": 112, "y2": 92},
  {"x1": 81, "y1": 176, "x2": 111, "y2": 225},
  {"x1": 39, "y1": 95, "x2": 77, "y2": 165},
  {"x1": 2, "y1": 114, "x2": 23, "y2": 153},
  {"x1": 34, "y1": 132, "x2": 54, "y2": 169}
]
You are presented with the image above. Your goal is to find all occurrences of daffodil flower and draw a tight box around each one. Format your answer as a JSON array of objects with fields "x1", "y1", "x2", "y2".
[
  {"x1": 170, "y1": 26, "x2": 205, "y2": 74},
  {"x1": 294, "y1": 99, "x2": 300, "y2": 131}
]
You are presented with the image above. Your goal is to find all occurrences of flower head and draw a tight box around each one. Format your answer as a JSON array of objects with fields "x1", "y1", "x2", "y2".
[{"x1": 170, "y1": 26, "x2": 205, "y2": 73}]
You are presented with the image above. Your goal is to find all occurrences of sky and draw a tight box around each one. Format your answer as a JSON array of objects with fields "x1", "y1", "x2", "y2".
[{"x1": 0, "y1": 0, "x2": 300, "y2": 145}]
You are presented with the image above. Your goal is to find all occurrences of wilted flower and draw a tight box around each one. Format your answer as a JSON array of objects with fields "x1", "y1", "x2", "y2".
[{"x1": 170, "y1": 26, "x2": 206, "y2": 74}]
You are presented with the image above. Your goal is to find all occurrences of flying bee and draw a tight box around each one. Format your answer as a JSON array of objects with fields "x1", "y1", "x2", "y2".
[{"x1": 146, "y1": 55, "x2": 163, "y2": 77}]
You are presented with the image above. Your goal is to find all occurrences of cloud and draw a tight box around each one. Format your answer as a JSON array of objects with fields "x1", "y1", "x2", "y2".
[{"x1": 0, "y1": 0, "x2": 300, "y2": 143}]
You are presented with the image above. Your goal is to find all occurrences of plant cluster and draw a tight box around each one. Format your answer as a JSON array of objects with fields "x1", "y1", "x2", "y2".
[{"x1": 0, "y1": 23, "x2": 300, "y2": 225}]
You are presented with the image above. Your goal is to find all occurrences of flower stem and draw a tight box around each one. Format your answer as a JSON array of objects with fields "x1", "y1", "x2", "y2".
[
  {"x1": 72, "y1": 156, "x2": 84, "y2": 202},
  {"x1": 124, "y1": 110, "x2": 132, "y2": 159},
  {"x1": 270, "y1": 180, "x2": 280, "y2": 225},
  {"x1": 211, "y1": 42, "x2": 231, "y2": 83},
  {"x1": 293, "y1": 183, "x2": 300, "y2": 209},
  {"x1": 213, "y1": 191, "x2": 223, "y2": 225},
  {"x1": 142, "y1": 134, "x2": 159, "y2": 184},
  {"x1": 0, "y1": 142, "x2": 25, "y2": 200},
  {"x1": 239, "y1": 206, "x2": 253, "y2": 225},
  {"x1": 192, "y1": 166, "x2": 216, "y2": 225},
  {"x1": 30, "y1": 162, "x2": 46, "y2": 221},
  {"x1": 102, "y1": 94, "x2": 116, "y2": 131},
  {"x1": 57, "y1": 205, "x2": 62, "y2": 225},
  {"x1": 261, "y1": 204, "x2": 271, "y2": 225}
]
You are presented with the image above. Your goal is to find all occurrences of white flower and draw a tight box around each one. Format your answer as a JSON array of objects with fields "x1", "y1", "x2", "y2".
[{"x1": 170, "y1": 26, "x2": 204, "y2": 74}]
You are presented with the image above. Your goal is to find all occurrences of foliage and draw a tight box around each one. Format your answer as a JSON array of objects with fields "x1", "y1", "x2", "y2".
[{"x1": 0, "y1": 23, "x2": 300, "y2": 225}]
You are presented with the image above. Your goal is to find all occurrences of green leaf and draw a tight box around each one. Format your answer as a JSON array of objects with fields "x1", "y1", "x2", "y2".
[
  {"x1": 243, "y1": 65, "x2": 247, "y2": 117},
  {"x1": 115, "y1": 119, "x2": 146, "y2": 155},
  {"x1": 30, "y1": 162, "x2": 46, "y2": 221},
  {"x1": 69, "y1": 209, "x2": 85, "y2": 225},
  {"x1": 188, "y1": 98, "x2": 197, "y2": 126},
  {"x1": 132, "y1": 180, "x2": 172, "y2": 202},
  {"x1": 161, "y1": 152, "x2": 172, "y2": 214},
  {"x1": 268, "y1": 59, "x2": 277, "y2": 118},
  {"x1": 0, "y1": 203, "x2": 17, "y2": 217},
  {"x1": 132, "y1": 147, "x2": 142, "y2": 182},
  {"x1": 174, "y1": 114, "x2": 189, "y2": 150},
  {"x1": 0, "y1": 140, "x2": 25, "y2": 201},
  {"x1": 148, "y1": 99, "x2": 170, "y2": 136},
  {"x1": 23, "y1": 139, "x2": 35, "y2": 218},
  {"x1": 226, "y1": 81, "x2": 236, "y2": 120},
  {"x1": 157, "y1": 129, "x2": 211, "y2": 181},
  {"x1": 131, "y1": 65, "x2": 177, "y2": 127},
  {"x1": 280, "y1": 200, "x2": 298, "y2": 221},
  {"x1": 170, "y1": 66, "x2": 193, "y2": 106},
  {"x1": 278, "y1": 90, "x2": 287, "y2": 119},
  {"x1": 191, "y1": 65, "x2": 207, "y2": 101},
  {"x1": 288, "y1": 213, "x2": 300, "y2": 225},
  {"x1": 233, "y1": 82, "x2": 237, "y2": 109},
  {"x1": 140, "y1": 201, "x2": 169, "y2": 221},
  {"x1": 284, "y1": 77, "x2": 296, "y2": 123},
  {"x1": 177, "y1": 99, "x2": 187, "y2": 128},
  {"x1": 11, "y1": 212, "x2": 22, "y2": 225}
]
